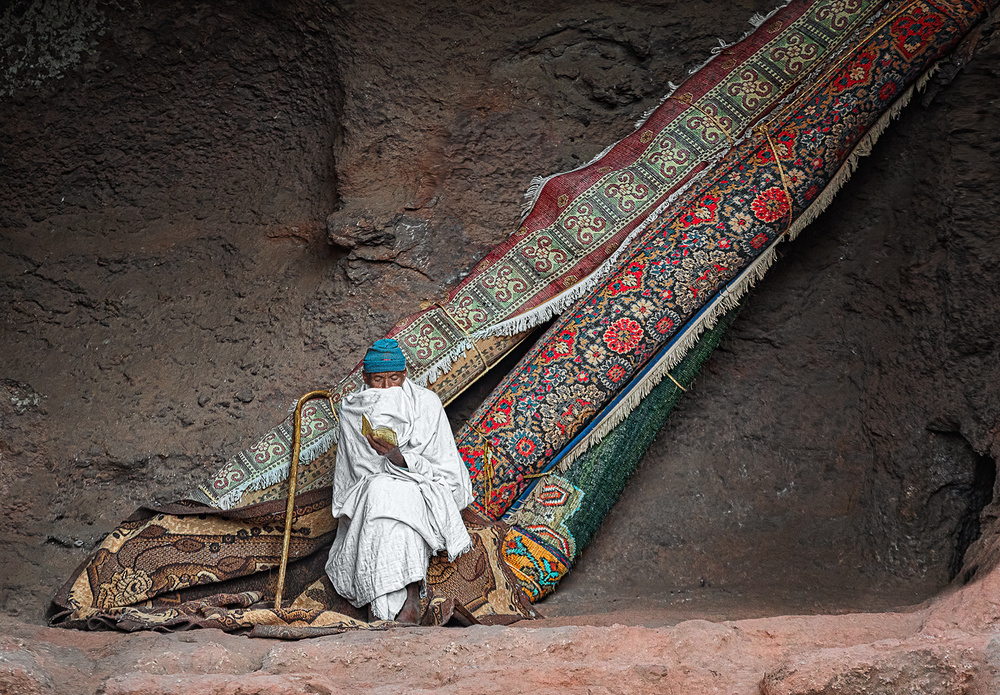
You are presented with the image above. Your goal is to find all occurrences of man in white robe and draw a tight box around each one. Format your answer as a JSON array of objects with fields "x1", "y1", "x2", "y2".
[{"x1": 325, "y1": 339, "x2": 473, "y2": 623}]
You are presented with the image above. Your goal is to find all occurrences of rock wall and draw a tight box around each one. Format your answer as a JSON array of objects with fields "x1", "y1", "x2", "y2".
[{"x1": 1, "y1": 0, "x2": 998, "y2": 631}]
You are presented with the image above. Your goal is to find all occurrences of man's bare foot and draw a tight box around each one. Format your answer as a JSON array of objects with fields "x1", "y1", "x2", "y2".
[{"x1": 395, "y1": 582, "x2": 422, "y2": 624}]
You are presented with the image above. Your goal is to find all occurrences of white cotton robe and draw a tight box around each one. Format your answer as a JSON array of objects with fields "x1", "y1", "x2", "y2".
[{"x1": 324, "y1": 379, "x2": 473, "y2": 620}]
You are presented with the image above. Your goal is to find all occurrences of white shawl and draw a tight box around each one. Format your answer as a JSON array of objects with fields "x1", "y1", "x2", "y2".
[{"x1": 331, "y1": 379, "x2": 473, "y2": 561}]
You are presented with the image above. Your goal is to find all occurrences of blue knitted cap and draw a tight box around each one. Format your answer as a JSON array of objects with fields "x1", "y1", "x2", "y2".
[{"x1": 363, "y1": 338, "x2": 406, "y2": 373}]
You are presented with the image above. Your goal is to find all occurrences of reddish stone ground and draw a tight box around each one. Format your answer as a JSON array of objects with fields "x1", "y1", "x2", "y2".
[{"x1": 4, "y1": 567, "x2": 1000, "y2": 694}]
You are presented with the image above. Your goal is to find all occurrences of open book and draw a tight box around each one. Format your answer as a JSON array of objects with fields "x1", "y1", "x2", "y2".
[{"x1": 361, "y1": 413, "x2": 398, "y2": 447}]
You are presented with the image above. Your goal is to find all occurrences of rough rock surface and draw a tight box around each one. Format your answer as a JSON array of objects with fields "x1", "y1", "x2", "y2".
[
  {"x1": 2, "y1": 0, "x2": 1000, "y2": 692},
  {"x1": 3, "y1": 569, "x2": 1000, "y2": 694}
]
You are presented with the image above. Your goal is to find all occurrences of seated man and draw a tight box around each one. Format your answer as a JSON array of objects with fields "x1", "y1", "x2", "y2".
[{"x1": 325, "y1": 339, "x2": 473, "y2": 623}]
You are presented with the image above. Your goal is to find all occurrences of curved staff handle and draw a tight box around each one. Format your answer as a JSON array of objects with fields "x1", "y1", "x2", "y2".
[{"x1": 274, "y1": 389, "x2": 335, "y2": 610}]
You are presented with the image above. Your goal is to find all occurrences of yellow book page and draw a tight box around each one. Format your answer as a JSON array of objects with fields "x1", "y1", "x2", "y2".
[{"x1": 361, "y1": 413, "x2": 398, "y2": 447}]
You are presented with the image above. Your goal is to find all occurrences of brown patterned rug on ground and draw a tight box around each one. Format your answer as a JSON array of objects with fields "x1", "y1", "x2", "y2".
[
  {"x1": 50, "y1": 490, "x2": 537, "y2": 636},
  {"x1": 424, "y1": 516, "x2": 541, "y2": 626}
]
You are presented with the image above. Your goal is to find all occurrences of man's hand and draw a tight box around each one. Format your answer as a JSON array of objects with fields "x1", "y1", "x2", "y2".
[{"x1": 365, "y1": 433, "x2": 407, "y2": 468}]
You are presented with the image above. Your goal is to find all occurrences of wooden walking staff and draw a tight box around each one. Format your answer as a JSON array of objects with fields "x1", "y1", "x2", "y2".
[{"x1": 274, "y1": 389, "x2": 335, "y2": 609}]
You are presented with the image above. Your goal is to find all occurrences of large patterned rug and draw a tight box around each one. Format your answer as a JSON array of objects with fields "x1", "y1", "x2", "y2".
[
  {"x1": 51, "y1": 0, "x2": 995, "y2": 634},
  {"x1": 50, "y1": 493, "x2": 538, "y2": 636}
]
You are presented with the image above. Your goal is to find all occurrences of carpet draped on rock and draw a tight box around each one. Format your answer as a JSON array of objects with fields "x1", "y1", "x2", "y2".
[{"x1": 51, "y1": 0, "x2": 996, "y2": 635}]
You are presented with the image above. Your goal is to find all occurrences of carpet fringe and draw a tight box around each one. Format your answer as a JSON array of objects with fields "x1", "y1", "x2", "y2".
[
  {"x1": 634, "y1": 83, "x2": 679, "y2": 129},
  {"x1": 520, "y1": 142, "x2": 616, "y2": 222},
  {"x1": 786, "y1": 63, "x2": 935, "y2": 241},
  {"x1": 748, "y1": 1, "x2": 790, "y2": 28},
  {"x1": 215, "y1": 423, "x2": 338, "y2": 511},
  {"x1": 415, "y1": 337, "x2": 476, "y2": 387},
  {"x1": 688, "y1": 1, "x2": 792, "y2": 75}
]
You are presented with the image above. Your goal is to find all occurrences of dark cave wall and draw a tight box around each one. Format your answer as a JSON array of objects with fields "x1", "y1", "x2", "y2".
[
  {"x1": 1, "y1": 0, "x2": 349, "y2": 618},
  {"x1": 1, "y1": 0, "x2": 353, "y2": 620},
  {"x1": 0, "y1": 0, "x2": 344, "y2": 473},
  {"x1": 1, "y1": 0, "x2": 999, "y2": 622},
  {"x1": 1, "y1": 0, "x2": 341, "y2": 230}
]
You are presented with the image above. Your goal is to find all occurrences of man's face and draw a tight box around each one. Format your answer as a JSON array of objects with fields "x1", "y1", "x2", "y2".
[{"x1": 363, "y1": 370, "x2": 406, "y2": 389}]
